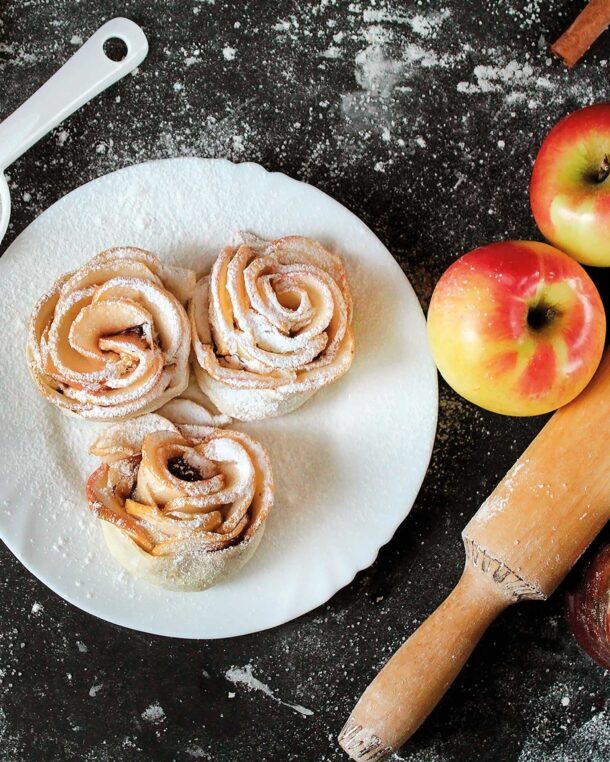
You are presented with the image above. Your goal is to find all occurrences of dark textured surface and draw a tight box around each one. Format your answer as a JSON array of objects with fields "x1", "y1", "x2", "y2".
[{"x1": 0, "y1": 1, "x2": 609, "y2": 760}]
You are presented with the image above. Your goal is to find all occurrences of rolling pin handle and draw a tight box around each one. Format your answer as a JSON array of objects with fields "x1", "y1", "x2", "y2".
[{"x1": 338, "y1": 563, "x2": 513, "y2": 761}]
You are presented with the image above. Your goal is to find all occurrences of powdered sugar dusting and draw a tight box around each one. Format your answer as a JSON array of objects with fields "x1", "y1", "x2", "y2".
[
  {"x1": 27, "y1": 250, "x2": 192, "y2": 420},
  {"x1": 0, "y1": 157, "x2": 436, "y2": 637}
]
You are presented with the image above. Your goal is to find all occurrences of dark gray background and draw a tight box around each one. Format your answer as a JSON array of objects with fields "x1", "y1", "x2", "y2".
[{"x1": 0, "y1": 1, "x2": 608, "y2": 760}]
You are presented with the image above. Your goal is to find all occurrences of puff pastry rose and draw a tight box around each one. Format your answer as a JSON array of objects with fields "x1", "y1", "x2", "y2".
[
  {"x1": 86, "y1": 400, "x2": 273, "y2": 591},
  {"x1": 27, "y1": 247, "x2": 194, "y2": 420},
  {"x1": 189, "y1": 234, "x2": 355, "y2": 420}
]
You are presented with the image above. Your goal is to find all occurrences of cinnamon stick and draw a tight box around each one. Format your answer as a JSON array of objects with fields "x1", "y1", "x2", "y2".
[{"x1": 551, "y1": 0, "x2": 610, "y2": 67}]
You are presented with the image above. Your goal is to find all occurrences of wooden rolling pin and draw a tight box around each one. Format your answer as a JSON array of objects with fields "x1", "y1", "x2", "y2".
[{"x1": 339, "y1": 351, "x2": 610, "y2": 761}]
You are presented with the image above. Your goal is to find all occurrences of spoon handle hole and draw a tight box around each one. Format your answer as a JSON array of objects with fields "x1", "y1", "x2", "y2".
[{"x1": 103, "y1": 37, "x2": 129, "y2": 62}]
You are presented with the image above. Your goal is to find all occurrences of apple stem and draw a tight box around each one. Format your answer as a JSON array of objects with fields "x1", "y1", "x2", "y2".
[{"x1": 597, "y1": 155, "x2": 610, "y2": 183}]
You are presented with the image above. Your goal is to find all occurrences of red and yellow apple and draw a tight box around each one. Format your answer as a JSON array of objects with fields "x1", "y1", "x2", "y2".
[
  {"x1": 531, "y1": 103, "x2": 610, "y2": 267},
  {"x1": 565, "y1": 538, "x2": 610, "y2": 670},
  {"x1": 427, "y1": 241, "x2": 605, "y2": 416}
]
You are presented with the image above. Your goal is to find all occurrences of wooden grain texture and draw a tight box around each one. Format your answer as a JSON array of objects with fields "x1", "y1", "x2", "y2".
[
  {"x1": 465, "y1": 350, "x2": 610, "y2": 597},
  {"x1": 339, "y1": 564, "x2": 511, "y2": 760},
  {"x1": 340, "y1": 352, "x2": 610, "y2": 760},
  {"x1": 551, "y1": 0, "x2": 610, "y2": 67}
]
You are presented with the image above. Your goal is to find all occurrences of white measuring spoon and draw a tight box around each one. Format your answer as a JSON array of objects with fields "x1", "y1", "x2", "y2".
[{"x1": 0, "y1": 17, "x2": 148, "y2": 246}]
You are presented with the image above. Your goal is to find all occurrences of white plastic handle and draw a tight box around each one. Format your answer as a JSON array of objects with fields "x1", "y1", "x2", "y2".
[{"x1": 0, "y1": 18, "x2": 148, "y2": 171}]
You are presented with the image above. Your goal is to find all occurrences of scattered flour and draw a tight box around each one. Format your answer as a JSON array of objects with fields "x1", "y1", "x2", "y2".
[
  {"x1": 361, "y1": 6, "x2": 451, "y2": 38},
  {"x1": 141, "y1": 702, "x2": 165, "y2": 723},
  {"x1": 408, "y1": 10, "x2": 452, "y2": 38},
  {"x1": 474, "y1": 461, "x2": 525, "y2": 525},
  {"x1": 320, "y1": 45, "x2": 343, "y2": 59},
  {"x1": 518, "y1": 710, "x2": 609, "y2": 761},
  {"x1": 353, "y1": 21, "x2": 455, "y2": 98},
  {"x1": 0, "y1": 707, "x2": 22, "y2": 758},
  {"x1": 225, "y1": 664, "x2": 314, "y2": 717},
  {"x1": 185, "y1": 746, "x2": 210, "y2": 760},
  {"x1": 457, "y1": 60, "x2": 553, "y2": 95}
]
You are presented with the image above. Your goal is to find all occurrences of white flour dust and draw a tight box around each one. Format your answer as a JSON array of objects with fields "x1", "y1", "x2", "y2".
[
  {"x1": 457, "y1": 61, "x2": 553, "y2": 95},
  {"x1": 141, "y1": 702, "x2": 165, "y2": 723},
  {"x1": 517, "y1": 683, "x2": 610, "y2": 762},
  {"x1": 225, "y1": 664, "x2": 314, "y2": 717},
  {"x1": 475, "y1": 460, "x2": 526, "y2": 525}
]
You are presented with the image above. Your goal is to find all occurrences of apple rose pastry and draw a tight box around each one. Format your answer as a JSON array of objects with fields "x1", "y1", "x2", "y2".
[
  {"x1": 27, "y1": 247, "x2": 194, "y2": 420},
  {"x1": 86, "y1": 408, "x2": 273, "y2": 591},
  {"x1": 190, "y1": 234, "x2": 355, "y2": 420}
]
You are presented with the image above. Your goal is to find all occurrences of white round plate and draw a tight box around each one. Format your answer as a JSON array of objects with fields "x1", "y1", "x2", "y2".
[{"x1": 0, "y1": 158, "x2": 437, "y2": 638}]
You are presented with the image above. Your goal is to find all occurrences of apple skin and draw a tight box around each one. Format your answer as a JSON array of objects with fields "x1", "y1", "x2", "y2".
[
  {"x1": 531, "y1": 103, "x2": 610, "y2": 267},
  {"x1": 427, "y1": 241, "x2": 606, "y2": 416}
]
